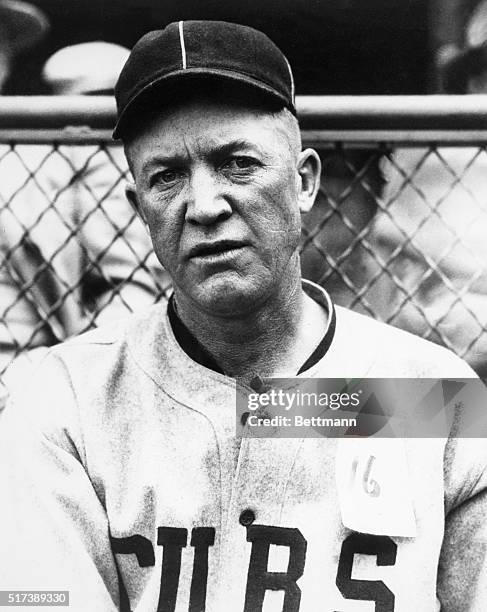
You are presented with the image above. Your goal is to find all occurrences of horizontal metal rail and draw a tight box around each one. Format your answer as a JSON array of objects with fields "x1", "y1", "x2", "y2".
[
  {"x1": 297, "y1": 95, "x2": 487, "y2": 130},
  {"x1": 0, "y1": 96, "x2": 116, "y2": 129},
  {"x1": 0, "y1": 95, "x2": 487, "y2": 143}
]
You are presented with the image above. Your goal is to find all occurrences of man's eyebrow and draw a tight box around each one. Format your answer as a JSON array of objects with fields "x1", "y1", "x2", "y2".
[
  {"x1": 211, "y1": 139, "x2": 264, "y2": 157},
  {"x1": 140, "y1": 154, "x2": 184, "y2": 175},
  {"x1": 140, "y1": 140, "x2": 264, "y2": 174}
]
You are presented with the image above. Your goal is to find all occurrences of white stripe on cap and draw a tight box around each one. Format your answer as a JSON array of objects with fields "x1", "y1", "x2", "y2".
[
  {"x1": 284, "y1": 56, "x2": 295, "y2": 104},
  {"x1": 178, "y1": 21, "x2": 187, "y2": 69}
]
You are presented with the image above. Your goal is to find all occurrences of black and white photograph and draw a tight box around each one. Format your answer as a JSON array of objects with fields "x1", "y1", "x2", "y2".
[{"x1": 1, "y1": 1, "x2": 487, "y2": 610}]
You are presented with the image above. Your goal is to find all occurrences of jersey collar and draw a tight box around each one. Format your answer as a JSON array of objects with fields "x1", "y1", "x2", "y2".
[{"x1": 167, "y1": 279, "x2": 336, "y2": 376}]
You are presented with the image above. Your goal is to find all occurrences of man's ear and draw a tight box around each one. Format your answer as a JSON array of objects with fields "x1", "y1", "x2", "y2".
[
  {"x1": 125, "y1": 182, "x2": 148, "y2": 226},
  {"x1": 296, "y1": 148, "x2": 321, "y2": 214}
]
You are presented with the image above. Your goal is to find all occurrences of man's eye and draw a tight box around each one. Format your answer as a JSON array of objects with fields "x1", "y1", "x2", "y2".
[
  {"x1": 223, "y1": 157, "x2": 257, "y2": 170},
  {"x1": 151, "y1": 169, "x2": 182, "y2": 185}
]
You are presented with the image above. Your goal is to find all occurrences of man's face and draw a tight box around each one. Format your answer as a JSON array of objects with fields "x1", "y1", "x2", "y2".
[{"x1": 126, "y1": 99, "x2": 318, "y2": 316}]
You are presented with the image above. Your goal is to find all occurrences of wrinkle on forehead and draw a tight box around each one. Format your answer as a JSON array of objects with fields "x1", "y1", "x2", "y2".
[{"x1": 125, "y1": 100, "x2": 300, "y2": 174}]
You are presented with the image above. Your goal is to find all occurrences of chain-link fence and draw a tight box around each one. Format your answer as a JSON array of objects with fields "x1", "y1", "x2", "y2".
[
  {"x1": 2, "y1": 95, "x2": 487, "y2": 391},
  {"x1": 301, "y1": 142, "x2": 487, "y2": 378}
]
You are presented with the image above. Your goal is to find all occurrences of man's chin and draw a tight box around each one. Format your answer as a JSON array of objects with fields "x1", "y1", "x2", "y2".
[{"x1": 188, "y1": 273, "x2": 268, "y2": 318}]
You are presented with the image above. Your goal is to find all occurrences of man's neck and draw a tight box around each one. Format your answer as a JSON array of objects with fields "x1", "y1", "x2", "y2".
[{"x1": 173, "y1": 276, "x2": 328, "y2": 384}]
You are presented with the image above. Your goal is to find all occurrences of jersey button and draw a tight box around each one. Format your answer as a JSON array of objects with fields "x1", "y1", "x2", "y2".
[
  {"x1": 239, "y1": 509, "x2": 256, "y2": 527},
  {"x1": 250, "y1": 375, "x2": 270, "y2": 393}
]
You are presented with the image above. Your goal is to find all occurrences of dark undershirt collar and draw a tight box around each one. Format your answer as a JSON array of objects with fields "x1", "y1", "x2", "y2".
[{"x1": 167, "y1": 281, "x2": 336, "y2": 377}]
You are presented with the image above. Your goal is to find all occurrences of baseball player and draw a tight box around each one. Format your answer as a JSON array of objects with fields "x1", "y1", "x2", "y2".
[{"x1": 1, "y1": 20, "x2": 487, "y2": 612}]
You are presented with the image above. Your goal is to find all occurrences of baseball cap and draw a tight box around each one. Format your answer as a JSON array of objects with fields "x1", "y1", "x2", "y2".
[{"x1": 113, "y1": 20, "x2": 296, "y2": 139}]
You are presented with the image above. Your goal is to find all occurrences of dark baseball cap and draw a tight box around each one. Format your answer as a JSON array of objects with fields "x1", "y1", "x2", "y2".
[{"x1": 113, "y1": 20, "x2": 296, "y2": 139}]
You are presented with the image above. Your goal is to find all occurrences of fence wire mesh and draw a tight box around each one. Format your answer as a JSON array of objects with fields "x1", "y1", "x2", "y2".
[
  {"x1": 301, "y1": 143, "x2": 487, "y2": 378},
  {"x1": 0, "y1": 141, "x2": 172, "y2": 391},
  {"x1": 1, "y1": 97, "x2": 487, "y2": 394}
]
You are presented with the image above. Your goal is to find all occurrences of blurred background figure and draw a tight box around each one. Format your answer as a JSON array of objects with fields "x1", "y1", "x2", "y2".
[
  {"x1": 0, "y1": 40, "x2": 170, "y2": 393},
  {"x1": 42, "y1": 41, "x2": 131, "y2": 95},
  {"x1": 439, "y1": 0, "x2": 487, "y2": 93},
  {"x1": 0, "y1": 0, "x2": 49, "y2": 406},
  {"x1": 430, "y1": 0, "x2": 486, "y2": 93},
  {"x1": 375, "y1": 0, "x2": 487, "y2": 376},
  {"x1": 300, "y1": 150, "x2": 385, "y2": 312},
  {"x1": 0, "y1": 0, "x2": 48, "y2": 92}
]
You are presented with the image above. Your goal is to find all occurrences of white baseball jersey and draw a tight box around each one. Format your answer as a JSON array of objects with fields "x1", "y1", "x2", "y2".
[{"x1": 1, "y1": 281, "x2": 487, "y2": 612}]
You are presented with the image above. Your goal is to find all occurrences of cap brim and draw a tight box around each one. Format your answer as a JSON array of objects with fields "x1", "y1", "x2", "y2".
[
  {"x1": 0, "y1": 0, "x2": 49, "y2": 53},
  {"x1": 113, "y1": 68, "x2": 294, "y2": 139}
]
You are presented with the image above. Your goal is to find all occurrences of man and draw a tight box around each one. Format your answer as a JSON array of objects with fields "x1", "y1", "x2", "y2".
[
  {"x1": 1, "y1": 20, "x2": 487, "y2": 611},
  {"x1": 0, "y1": 41, "x2": 170, "y2": 382}
]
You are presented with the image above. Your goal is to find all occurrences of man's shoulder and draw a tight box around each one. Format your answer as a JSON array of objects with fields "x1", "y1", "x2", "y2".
[
  {"x1": 45, "y1": 303, "x2": 168, "y2": 372},
  {"x1": 3, "y1": 304, "x2": 172, "y2": 439},
  {"x1": 333, "y1": 305, "x2": 475, "y2": 378}
]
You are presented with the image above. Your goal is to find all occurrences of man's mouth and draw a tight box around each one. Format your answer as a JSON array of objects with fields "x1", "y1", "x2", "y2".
[{"x1": 188, "y1": 240, "x2": 248, "y2": 260}]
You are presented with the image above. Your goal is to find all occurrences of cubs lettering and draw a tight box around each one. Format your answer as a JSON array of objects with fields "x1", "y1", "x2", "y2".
[{"x1": 111, "y1": 526, "x2": 397, "y2": 611}]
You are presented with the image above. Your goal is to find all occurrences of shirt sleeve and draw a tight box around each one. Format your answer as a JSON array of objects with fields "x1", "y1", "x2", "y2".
[
  {"x1": 437, "y1": 376, "x2": 487, "y2": 611},
  {"x1": 0, "y1": 352, "x2": 120, "y2": 612}
]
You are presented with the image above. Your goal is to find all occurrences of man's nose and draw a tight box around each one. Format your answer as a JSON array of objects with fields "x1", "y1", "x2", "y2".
[{"x1": 184, "y1": 167, "x2": 232, "y2": 225}]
